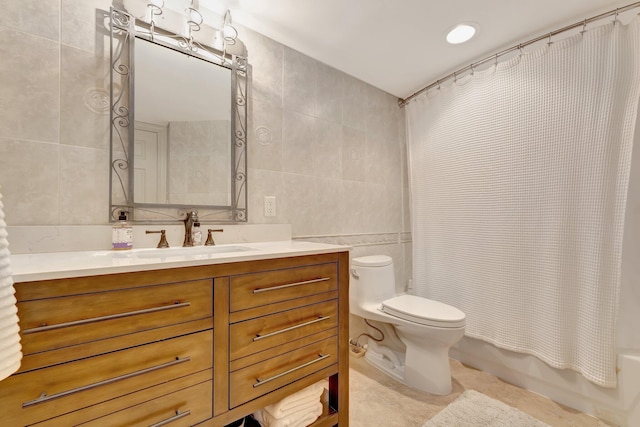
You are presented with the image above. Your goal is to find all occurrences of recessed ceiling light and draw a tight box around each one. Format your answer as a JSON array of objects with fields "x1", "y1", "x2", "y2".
[{"x1": 446, "y1": 24, "x2": 477, "y2": 44}]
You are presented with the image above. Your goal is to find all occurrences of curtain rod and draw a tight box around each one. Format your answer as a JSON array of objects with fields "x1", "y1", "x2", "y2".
[{"x1": 398, "y1": 1, "x2": 640, "y2": 107}]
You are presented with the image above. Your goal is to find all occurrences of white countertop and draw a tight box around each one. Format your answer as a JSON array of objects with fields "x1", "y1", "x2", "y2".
[{"x1": 10, "y1": 240, "x2": 351, "y2": 282}]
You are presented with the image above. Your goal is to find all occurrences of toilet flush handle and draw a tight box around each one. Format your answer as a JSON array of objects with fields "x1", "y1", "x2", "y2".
[{"x1": 350, "y1": 268, "x2": 359, "y2": 279}]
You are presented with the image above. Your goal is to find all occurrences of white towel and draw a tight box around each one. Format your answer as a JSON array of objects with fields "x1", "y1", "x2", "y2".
[
  {"x1": 254, "y1": 401, "x2": 323, "y2": 427},
  {"x1": 264, "y1": 394, "x2": 323, "y2": 420},
  {"x1": 263, "y1": 380, "x2": 326, "y2": 419},
  {"x1": 0, "y1": 188, "x2": 22, "y2": 381},
  {"x1": 291, "y1": 402, "x2": 322, "y2": 427}
]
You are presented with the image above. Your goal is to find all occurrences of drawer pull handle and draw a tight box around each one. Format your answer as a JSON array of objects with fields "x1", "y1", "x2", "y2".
[
  {"x1": 253, "y1": 353, "x2": 331, "y2": 388},
  {"x1": 22, "y1": 356, "x2": 191, "y2": 408},
  {"x1": 253, "y1": 316, "x2": 331, "y2": 341},
  {"x1": 252, "y1": 277, "x2": 330, "y2": 294},
  {"x1": 22, "y1": 302, "x2": 191, "y2": 335},
  {"x1": 149, "y1": 409, "x2": 192, "y2": 427}
]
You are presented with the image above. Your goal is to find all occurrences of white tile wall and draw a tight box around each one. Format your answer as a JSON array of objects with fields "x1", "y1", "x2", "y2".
[{"x1": 0, "y1": 0, "x2": 412, "y2": 285}]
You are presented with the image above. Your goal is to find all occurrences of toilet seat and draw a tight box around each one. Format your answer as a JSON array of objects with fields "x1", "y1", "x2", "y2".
[
  {"x1": 352, "y1": 255, "x2": 392, "y2": 267},
  {"x1": 381, "y1": 294, "x2": 465, "y2": 328}
]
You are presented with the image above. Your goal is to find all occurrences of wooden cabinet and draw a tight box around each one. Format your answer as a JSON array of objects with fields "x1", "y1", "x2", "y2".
[
  {"x1": 229, "y1": 336, "x2": 338, "y2": 409},
  {"x1": 55, "y1": 381, "x2": 213, "y2": 427},
  {"x1": 229, "y1": 300, "x2": 338, "y2": 360},
  {"x1": 0, "y1": 251, "x2": 349, "y2": 427},
  {"x1": 228, "y1": 262, "x2": 340, "y2": 411}
]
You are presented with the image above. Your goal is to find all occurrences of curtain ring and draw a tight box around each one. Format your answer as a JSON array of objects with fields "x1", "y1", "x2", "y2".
[
  {"x1": 494, "y1": 54, "x2": 499, "y2": 67},
  {"x1": 518, "y1": 44, "x2": 524, "y2": 56},
  {"x1": 580, "y1": 19, "x2": 587, "y2": 35},
  {"x1": 437, "y1": 79, "x2": 441, "y2": 90},
  {"x1": 470, "y1": 64, "x2": 474, "y2": 76},
  {"x1": 613, "y1": 8, "x2": 619, "y2": 25},
  {"x1": 453, "y1": 71, "x2": 457, "y2": 83},
  {"x1": 547, "y1": 33, "x2": 553, "y2": 46}
]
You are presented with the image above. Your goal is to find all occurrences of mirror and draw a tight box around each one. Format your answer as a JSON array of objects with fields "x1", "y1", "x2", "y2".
[
  {"x1": 109, "y1": 7, "x2": 248, "y2": 223},
  {"x1": 134, "y1": 39, "x2": 231, "y2": 206}
]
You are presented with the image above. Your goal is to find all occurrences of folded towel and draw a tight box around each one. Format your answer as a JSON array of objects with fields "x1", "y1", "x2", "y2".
[
  {"x1": 291, "y1": 402, "x2": 323, "y2": 427},
  {"x1": 264, "y1": 393, "x2": 323, "y2": 420},
  {"x1": 263, "y1": 381, "x2": 326, "y2": 419},
  {"x1": 254, "y1": 401, "x2": 323, "y2": 427}
]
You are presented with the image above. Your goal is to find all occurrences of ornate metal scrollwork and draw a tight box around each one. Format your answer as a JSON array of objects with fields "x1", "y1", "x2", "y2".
[
  {"x1": 108, "y1": 7, "x2": 248, "y2": 223},
  {"x1": 232, "y1": 54, "x2": 248, "y2": 223},
  {"x1": 109, "y1": 8, "x2": 133, "y2": 219}
]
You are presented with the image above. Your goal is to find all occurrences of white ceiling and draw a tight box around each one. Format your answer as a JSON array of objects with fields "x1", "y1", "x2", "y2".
[{"x1": 198, "y1": 0, "x2": 633, "y2": 99}]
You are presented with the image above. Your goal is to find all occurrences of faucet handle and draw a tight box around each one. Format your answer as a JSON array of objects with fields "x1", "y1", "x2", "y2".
[
  {"x1": 146, "y1": 229, "x2": 169, "y2": 248},
  {"x1": 205, "y1": 229, "x2": 224, "y2": 246}
]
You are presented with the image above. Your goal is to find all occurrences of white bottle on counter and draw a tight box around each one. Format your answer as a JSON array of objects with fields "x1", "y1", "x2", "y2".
[
  {"x1": 112, "y1": 211, "x2": 133, "y2": 250},
  {"x1": 191, "y1": 221, "x2": 202, "y2": 246}
]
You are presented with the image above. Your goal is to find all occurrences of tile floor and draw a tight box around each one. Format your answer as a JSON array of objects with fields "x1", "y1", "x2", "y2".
[{"x1": 349, "y1": 354, "x2": 615, "y2": 427}]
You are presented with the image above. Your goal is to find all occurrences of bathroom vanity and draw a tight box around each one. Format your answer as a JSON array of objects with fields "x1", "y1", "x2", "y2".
[{"x1": 0, "y1": 242, "x2": 349, "y2": 426}]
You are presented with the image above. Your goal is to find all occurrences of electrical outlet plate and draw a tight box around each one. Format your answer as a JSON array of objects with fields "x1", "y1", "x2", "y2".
[{"x1": 264, "y1": 196, "x2": 276, "y2": 217}]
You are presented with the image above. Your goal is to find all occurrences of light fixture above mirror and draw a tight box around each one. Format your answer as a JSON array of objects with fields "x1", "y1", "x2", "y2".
[{"x1": 122, "y1": 0, "x2": 245, "y2": 58}]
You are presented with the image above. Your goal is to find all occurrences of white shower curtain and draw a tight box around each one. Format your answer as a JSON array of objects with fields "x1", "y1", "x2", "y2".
[{"x1": 406, "y1": 17, "x2": 640, "y2": 387}]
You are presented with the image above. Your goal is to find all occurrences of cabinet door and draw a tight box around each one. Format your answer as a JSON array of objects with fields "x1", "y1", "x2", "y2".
[
  {"x1": 0, "y1": 330, "x2": 212, "y2": 426},
  {"x1": 78, "y1": 381, "x2": 211, "y2": 427},
  {"x1": 230, "y1": 300, "x2": 338, "y2": 360},
  {"x1": 230, "y1": 263, "x2": 338, "y2": 312},
  {"x1": 229, "y1": 336, "x2": 338, "y2": 408},
  {"x1": 19, "y1": 279, "x2": 213, "y2": 359}
]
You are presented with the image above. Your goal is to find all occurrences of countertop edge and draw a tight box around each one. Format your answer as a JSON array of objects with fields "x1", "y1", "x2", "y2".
[{"x1": 10, "y1": 242, "x2": 352, "y2": 283}]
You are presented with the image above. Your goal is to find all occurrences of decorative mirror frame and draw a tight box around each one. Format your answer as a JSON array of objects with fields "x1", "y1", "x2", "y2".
[{"x1": 109, "y1": 7, "x2": 247, "y2": 223}]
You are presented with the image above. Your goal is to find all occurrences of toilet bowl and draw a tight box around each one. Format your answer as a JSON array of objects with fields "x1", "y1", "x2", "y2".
[{"x1": 350, "y1": 255, "x2": 465, "y2": 395}]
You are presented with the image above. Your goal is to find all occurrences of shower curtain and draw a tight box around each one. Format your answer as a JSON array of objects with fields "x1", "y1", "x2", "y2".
[{"x1": 406, "y1": 17, "x2": 640, "y2": 387}]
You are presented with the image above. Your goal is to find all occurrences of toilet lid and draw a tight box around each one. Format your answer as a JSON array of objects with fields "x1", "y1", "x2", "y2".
[
  {"x1": 351, "y1": 255, "x2": 392, "y2": 267},
  {"x1": 381, "y1": 295, "x2": 465, "y2": 328}
]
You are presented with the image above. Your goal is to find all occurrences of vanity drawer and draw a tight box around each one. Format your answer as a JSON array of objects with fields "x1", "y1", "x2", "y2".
[
  {"x1": 18, "y1": 279, "x2": 213, "y2": 356},
  {"x1": 0, "y1": 330, "x2": 213, "y2": 426},
  {"x1": 76, "y1": 380, "x2": 212, "y2": 427},
  {"x1": 229, "y1": 336, "x2": 337, "y2": 408},
  {"x1": 230, "y1": 263, "x2": 338, "y2": 312},
  {"x1": 229, "y1": 300, "x2": 338, "y2": 361}
]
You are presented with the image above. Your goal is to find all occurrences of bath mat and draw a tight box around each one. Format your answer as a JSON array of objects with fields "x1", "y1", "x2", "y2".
[{"x1": 422, "y1": 390, "x2": 550, "y2": 427}]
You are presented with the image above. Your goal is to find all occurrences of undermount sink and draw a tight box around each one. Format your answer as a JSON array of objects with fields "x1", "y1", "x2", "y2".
[{"x1": 133, "y1": 245, "x2": 255, "y2": 258}]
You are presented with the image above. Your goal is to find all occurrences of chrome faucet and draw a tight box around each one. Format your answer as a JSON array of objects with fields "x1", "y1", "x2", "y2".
[{"x1": 182, "y1": 211, "x2": 199, "y2": 247}]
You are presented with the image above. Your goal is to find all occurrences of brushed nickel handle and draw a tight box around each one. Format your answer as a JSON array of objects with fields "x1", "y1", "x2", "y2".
[
  {"x1": 252, "y1": 277, "x2": 330, "y2": 294},
  {"x1": 253, "y1": 316, "x2": 332, "y2": 342},
  {"x1": 253, "y1": 354, "x2": 331, "y2": 388},
  {"x1": 22, "y1": 357, "x2": 191, "y2": 408},
  {"x1": 22, "y1": 302, "x2": 191, "y2": 335},
  {"x1": 149, "y1": 409, "x2": 192, "y2": 427}
]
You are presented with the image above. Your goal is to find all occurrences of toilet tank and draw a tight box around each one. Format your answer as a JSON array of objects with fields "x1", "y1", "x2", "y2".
[{"x1": 350, "y1": 255, "x2": 397, "y2": 313}]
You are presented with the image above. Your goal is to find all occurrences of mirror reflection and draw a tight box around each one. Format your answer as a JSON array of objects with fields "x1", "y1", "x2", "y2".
[{"x1": 133, "y1": 38, "x2": 232, "y2": 206}]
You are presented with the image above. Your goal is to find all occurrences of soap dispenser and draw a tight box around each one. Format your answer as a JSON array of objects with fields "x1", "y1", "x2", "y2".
[
  {"x1": 112, "y1": 211, "x2": 133, "y2": 250},
  {"x1": 191, "y1": 220, "x2": 202, "y2": 246}
]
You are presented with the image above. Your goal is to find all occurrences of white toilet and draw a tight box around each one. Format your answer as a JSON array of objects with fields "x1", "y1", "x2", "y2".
[{"x1": 350, "y1": 255, "x2": 465, "y2": 395}]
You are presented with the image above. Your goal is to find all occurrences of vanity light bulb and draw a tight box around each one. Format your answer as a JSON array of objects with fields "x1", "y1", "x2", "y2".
[
  {"x1": 145, "y1": 0, "x2": 164, "y2": 23},
  {"x1": 223, "y1": 24, "x2": 238, "y2": 43}
]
